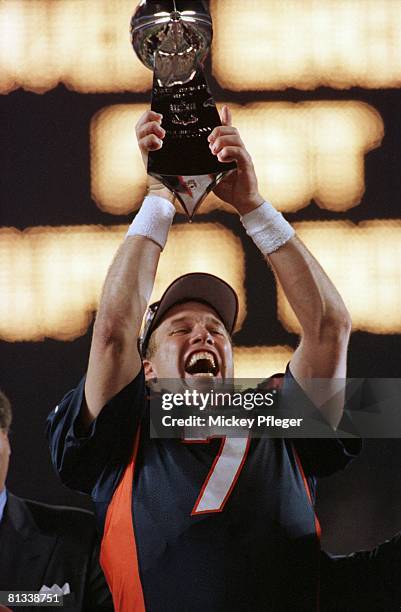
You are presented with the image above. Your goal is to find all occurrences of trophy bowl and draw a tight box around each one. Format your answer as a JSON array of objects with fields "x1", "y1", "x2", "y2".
[{"x1": 131, "y1": 0, "x2": 212, "y2": 79}]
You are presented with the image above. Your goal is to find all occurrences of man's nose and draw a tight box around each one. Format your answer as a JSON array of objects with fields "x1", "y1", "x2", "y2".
[{"x1": 189, "y1": 325, "x2": 214, "y2": 345}]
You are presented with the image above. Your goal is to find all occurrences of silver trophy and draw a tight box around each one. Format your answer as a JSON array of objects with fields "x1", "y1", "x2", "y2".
[{"x1": 131, "y1": 0, "x2": 235, "y2": 219}]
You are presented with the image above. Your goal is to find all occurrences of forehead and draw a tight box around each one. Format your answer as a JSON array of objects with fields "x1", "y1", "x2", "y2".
[{"x1": 158, "y1": 301, "x2": 225, "y2": 328}]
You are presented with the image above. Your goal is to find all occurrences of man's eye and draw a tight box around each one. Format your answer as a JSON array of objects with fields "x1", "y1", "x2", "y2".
[
  {"x1": 211, "y1": 328, "x2": 223, "y2": 335},
  {"x1": 171, "y1": 328, "x2": 189, "y2": 335}
]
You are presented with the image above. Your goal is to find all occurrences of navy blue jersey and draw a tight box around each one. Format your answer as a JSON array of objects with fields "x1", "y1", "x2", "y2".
[{"x1": 47, "y1": 367, "x2": 360, "y2": 612}]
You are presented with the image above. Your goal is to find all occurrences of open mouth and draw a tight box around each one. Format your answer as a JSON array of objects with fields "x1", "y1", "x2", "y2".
[{"x1": 184, "y1": 351, "x2": 219, "y2": 378}]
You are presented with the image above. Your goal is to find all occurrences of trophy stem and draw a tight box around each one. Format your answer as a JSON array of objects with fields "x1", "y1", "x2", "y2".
[{"x1": 148, "y1": 63, "x2": 236, "y2": 219}]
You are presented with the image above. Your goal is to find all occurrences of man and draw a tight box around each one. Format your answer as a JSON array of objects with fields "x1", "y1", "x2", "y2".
[
  {"x1": 47, "y1": 107, "x2": 360, "y2": 611},
  {"x1": 0, "y1": 390, "x2": 113, "y2": 611}
]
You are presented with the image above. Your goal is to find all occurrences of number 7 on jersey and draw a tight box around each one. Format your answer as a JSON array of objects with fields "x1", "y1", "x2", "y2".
[{"x1": 183, "y1": 436, "x2": 251, "y2": 515}]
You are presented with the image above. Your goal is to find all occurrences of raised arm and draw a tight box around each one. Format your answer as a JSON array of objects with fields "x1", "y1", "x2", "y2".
[
  {"x1": 267, "y1": 238, "x2": 351, "y2": 427},
  {"x1": 83, "y1": 111, "x2": 175, "y2": 428},
  {"x1": 210, "y1": 106, "x2": 351, "y2": 427}
]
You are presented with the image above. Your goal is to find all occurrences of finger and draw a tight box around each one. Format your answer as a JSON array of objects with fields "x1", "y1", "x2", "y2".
[
  {"x1": 220, "y1": 105, "x2": 232, "y2": 127},
  {"x1": 137, "y1": 121, "x2": 166, "y2": 141},
  {"x1": 135, "y1": 110, "x2": 163, "y2": 133},
  {"x1": 139, "y1": 134, "x2": 163, "y2": 152},
  {"x1": 208, "y1": 125, "x2": 239, "y2": 143},
  {"x1": 210, "y1": 134, "x2": 243, "y2": 155},
  {"x1": 216, "y1": 145, "x2": 251, "y2": 169}
]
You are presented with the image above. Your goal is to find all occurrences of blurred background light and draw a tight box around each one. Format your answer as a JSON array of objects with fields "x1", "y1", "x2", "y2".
[
  {"x1": 0, "y1": 225, "x2": 123, "y2": 341},
  {"x1": 90, "y1": 104, "x2": 148, "y2": 215},
  {"x1": 211, "y1": 0, "x2": 401, "y2": 90},
  {"x1": 0, "y1": 0, "x2": 151, "y2": 94},
  {"x1": 90, "y1": 102, "x2": 383, "y2": 215},
  {"x1": 233, "y1": 346, "x2": 292, "y2": 378},
  {"x1": 6, "y1": 220, "x2": 400, "y2": 340},
  {"x1": 1, "y1": 1, "x2": 401, "y2": 94},
  {"x1": 232, "y1": 102, "x2": 383, "y2": 212},
  {"x1": 277, "y1": 221, "x2": 401, "y2": 334},
  {"x1": 0, "y1": 223, "x2": 245, "y2": 341}
]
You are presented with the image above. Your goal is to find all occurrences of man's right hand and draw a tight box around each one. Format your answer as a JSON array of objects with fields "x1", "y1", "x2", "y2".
[
  {"x1": 135, "y1": 110, "x2": 165, "y2": 170},
  {"x1": 135, "y1": 110, "x2": 174, "y2": 202}
]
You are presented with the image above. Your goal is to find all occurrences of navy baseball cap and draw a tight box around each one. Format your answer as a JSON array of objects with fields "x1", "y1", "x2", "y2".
[{"x1": 140, "y1": 272, "x2": 238, "y2": 356}]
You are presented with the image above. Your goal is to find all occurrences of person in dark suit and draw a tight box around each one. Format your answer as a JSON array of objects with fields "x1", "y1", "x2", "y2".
[
  {"x1": 0, "y1": 390, "x2": 113, "y2": 612},
  {"x1": 321, "y1": 536, "x2": 401, "y2": 611}
]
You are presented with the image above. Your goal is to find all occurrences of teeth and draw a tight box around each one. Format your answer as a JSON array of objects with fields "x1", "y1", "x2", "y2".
[
  {"x1": 188, "y1": 351, "x2": 215, "y2": 368},
  {"x1": 193, "y1": 372, "x2": 214, "y2": 378}
]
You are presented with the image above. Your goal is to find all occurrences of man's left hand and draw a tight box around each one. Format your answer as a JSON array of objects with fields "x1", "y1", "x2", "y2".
[{"x1": 209, "y1": 106, "x2": 264, "y2": 215}]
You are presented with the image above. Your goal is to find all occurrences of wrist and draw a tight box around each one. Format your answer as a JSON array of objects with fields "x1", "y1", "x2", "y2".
[
  {"x1": 147, "y1": 182, "x2": 175, "y2": 204},
  {"x1": 235, "y1": 194, "x2": 265, "y2": 216},
  {"x1": 241, "y1": 200, "x2": 295, "y2": 255},
  {"x1": 126, "y1": 195, "x2": 175, "y2": 250},
  {"x1": 156, "y1": 189, "x2": 176, "y2": 204}
]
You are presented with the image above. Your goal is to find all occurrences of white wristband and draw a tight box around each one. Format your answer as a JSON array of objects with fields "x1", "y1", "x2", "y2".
[
  {"x1": 126, "y1": 195, "x2": 175, "y2": 250},
  {"x1": 241, "y1": 201, "x2": 295, "y2": 255}
]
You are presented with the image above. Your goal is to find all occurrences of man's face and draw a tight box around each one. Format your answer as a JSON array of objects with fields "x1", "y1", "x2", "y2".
[
  {"x1": 143, "y1": 301, "x2": 234, "y2": 381},
  {"x1": 0, "y1": 429, "x2": 10, "y2": 491}
]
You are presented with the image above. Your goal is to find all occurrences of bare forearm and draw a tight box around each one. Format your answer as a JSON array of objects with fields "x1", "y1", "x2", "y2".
[
  {"x1": 95, "y1": 236, "x2": 161, "y2": 339},
  {"x1": 269, "y1": 235, "x2": 351, "y2": 427},
  {"x1": 81, "y1": 236, "x2": 160, "y2": 427},
  {"x1": 268, "y1": 236, "x2": 351, "y2": 343}
]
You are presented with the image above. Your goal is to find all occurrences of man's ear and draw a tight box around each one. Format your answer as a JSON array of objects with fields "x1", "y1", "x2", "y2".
[
  {"x1": 143, "y1": 359, "x2": 157, "y2": 381},
  {"x1": 0, "y1": 430, "x2": 11, "y2": 490}
]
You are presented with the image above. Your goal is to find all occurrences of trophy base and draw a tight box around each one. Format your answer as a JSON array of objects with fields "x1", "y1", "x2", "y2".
[{"x1": 150, "y1": 170, "x2": 231, "y2": 219}]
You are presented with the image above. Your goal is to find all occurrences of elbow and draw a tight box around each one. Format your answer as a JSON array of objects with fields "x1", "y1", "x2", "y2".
[
  {"x1": 318, "y1": 308, "x2": 352, "y2": 345},
  {"x1": 303, "y1": 302, "x2": 352, "y2": 346}
]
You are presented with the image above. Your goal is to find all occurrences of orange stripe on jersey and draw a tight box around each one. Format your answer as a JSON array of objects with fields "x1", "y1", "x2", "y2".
[
  {"x1": 294, "y1": 448, "x2": 322, "y2": 538},
  {"x1": 100, "y1": 428, "x2": 145, "y2": 612},
  {"x1": 294, "y1": 446, "x2": 321, "y2": 611}
]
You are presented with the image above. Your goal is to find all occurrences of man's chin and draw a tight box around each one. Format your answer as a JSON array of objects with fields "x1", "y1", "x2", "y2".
[{"x1": 183, "y1": 372, "x2": 223, "y2": 389}]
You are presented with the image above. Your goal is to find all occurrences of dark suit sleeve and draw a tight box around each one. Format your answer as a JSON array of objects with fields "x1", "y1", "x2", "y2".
[
  {"x1": 321, "y1": 533, "x2": 401, "y2": 610},
  {"x1": 46, "y1": 367, "x2": 147, "y2": 495},
  {"x1": 346, "y1": 533, "x2": 401, "y2": 605},
  {"x1": 280, "y1": 365, "x2": 362, "y2": 477}
]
